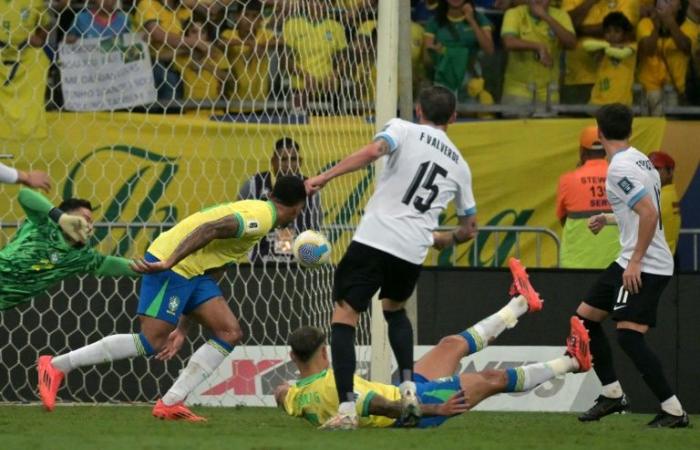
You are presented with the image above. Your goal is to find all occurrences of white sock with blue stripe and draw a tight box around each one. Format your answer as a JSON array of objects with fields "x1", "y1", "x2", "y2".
[
  {"x1": 162, "y1": 338, "x2": 233, "y2": 406},
  {"x1": 504, "y1": 357, "x2": 578, "y2": 392},
  {"x1": 51, "y1": 334, "x2": 143, "y2": 373}
]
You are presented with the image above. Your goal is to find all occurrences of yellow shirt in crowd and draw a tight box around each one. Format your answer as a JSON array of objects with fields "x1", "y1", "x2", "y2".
[
  {"x1": 660, "y1": 183, "x2": 681, "y2": 255},
  {"x1": 501, "y1": 5, "x2": 575, "y2": 101},
  {"x1": 562, "y1": 0, "x2": 639, "y2": 86},
  {"x1": 283, "y1": 369, "x2": 399, "y2": 428},
  {"x1": 282, "y1": 17, "x2": 347, "y2": 89},
  {"x1": 135, "y1": 0, "x2": 192, "y2": 62},
  {"x1": 175, "y1": 50, "x2": 231, "y2": 102},
  {"x1": 222, "y1": 26, "x2": 275, "y2": 110},
  {"x1": 637, "y1": 17, "x2": 700, "y2": 93},
  {"x1": 148, "y1": 200, "x2": 277, "y2": 278},
  {"x1": 589, "y1": 43, "x2": 637, "y2": 105},
  {"x1": 0, "y1": 0, "x2": 51, "y2": 61}
]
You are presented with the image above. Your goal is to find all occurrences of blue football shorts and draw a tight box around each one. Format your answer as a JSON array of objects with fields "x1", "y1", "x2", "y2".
[{"x1": 137, "y1": 253, "x2": 222, "y2": 325}]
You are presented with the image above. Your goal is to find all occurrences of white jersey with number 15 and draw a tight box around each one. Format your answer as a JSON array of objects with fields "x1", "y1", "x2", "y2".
[{"x1": 352, "y1": 118, "x2": 476, "y2": 264}]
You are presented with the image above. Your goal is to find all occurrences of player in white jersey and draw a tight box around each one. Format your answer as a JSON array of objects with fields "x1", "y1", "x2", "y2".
[
  {"x1": 0, "y1": 162, "x2": 51, "y2": 190},
  {"x1": 305, "y1": 86, "x2": 478, "y2": 429},
  {"x1": 574, "y1": 104, "x2": 688, "y2": 428}
]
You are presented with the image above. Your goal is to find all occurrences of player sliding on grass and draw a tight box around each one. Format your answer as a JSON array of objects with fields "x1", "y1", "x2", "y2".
[
  {"x1": 275, "y1": 259, "x2": 592, "y2": 428},
  {"x1": 38, "y1": 176, "x2": 308, "y2": 421},
  {"x1": 0, "y1": 188, "x2": 144, "y2": 312}
]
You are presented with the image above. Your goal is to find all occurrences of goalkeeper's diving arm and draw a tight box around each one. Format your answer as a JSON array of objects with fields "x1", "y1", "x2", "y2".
[{"x1": 18, "y1": 188, "x2": 90, "y2": 243}]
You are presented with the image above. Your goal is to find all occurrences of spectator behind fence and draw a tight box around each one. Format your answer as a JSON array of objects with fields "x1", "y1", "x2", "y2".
[
  {"x1": 556, "y1": 126, "x2": 619, "y2": 268},
  {"x1": 649, "y1": 151, "x2": 680, "y2": 255},
  {"x1": 423, "y1": 0, "x2": 494, "y2": 97},
  {"x1": 584, "y1": 12, "x2": 637, "y2": 105},
  {"x1": 135, "y1": 0, "x2": 199, "y2": 104},
  {"x1": 65, "y1": 0, "x2": 130, "y2": 43},
  {"x1": 687, "y1": 0, "x2": 700, "y2": 104},
  {"x1": 344, "y1": 27, "x2": 377, "y2": 107},
  {"x1": 175, "y1": 17, "x2": 231, "y2": 104},
  {"x1": 500, "y1": 0, "x2": 576, "y2": 110},
  {"x1": 561, "y1": 0, "x2": 639, "y2": 105},
  {"x1": 282, "y1": 0, "x2": 347, "y2": 108},
  {"x1": 222, "y1": 0, "x2": 276, "y2": 112},
  {"x1": 0, "y1": 0, "x2": 51, "y2": 140},
  {"x1": 637, "y1": 0, "x2": 696, "y2": 115},
  {"x1": 238, "y1": 138, "x2": 323, "y2": 263},
  {"x1": 356, "y1": 17, "x2": 427, "y2": 95}
]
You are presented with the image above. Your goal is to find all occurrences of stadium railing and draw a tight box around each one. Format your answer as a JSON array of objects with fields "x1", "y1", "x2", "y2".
[{"x1": 680, "y1": 229, "x2": 700, "y2": 271}]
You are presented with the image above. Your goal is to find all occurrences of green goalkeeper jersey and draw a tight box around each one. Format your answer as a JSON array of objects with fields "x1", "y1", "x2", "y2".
[{"x1": 0, "y1": 189, "x2": 138, "y2": 311}]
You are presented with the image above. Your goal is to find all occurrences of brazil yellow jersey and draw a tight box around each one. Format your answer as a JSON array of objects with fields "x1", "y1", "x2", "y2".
[
  {"x1": 660, "y1": 184, "x2": 680, "y2": 255},
  {"x1": 0, "y1": 0, "x2": 51, "y2": 62},
  {"x1": 148, "y1": 200, "x2": 277, "y2": 278},
  {"x1": 590, "y1": 43, "x2": 637, "y2": 105},
  {"x1": 501, "y1": 5, "x2": 575, "y2": 101},
  {"x1": 282, "y1": 17, "x2": 347, "y2": 88},
  {"x1": 175, "y1": 50, "x2": 230, "y2": 102},
  {"x1": 222, "y1": 26, "x2": 274, "y2": 110},
  {"x1": 637, "y1": 17, "x2": 699, "y2": 93},
  {"x1": 283, "y1": 368, "x2": 399, "y2": 428},
  {"x1": 134, "y1": 0, "x2": 191, "y2": 62},
  {"x1": 562, "y1": 0, "x2": 639, "y2": 85}
]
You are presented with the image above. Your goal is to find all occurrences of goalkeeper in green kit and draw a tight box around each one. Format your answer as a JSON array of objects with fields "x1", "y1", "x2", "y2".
[{"x1": 0, "y1": 188, "x2": 147, "y2": 311}]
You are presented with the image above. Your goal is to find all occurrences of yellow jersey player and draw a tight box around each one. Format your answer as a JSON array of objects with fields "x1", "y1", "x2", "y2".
[
  {"x1": 38, "y1": 176, "x2": 308, "y2": 421},
  {"x1": 276, "y1": 260, "x2": 592, "y2": 429}
]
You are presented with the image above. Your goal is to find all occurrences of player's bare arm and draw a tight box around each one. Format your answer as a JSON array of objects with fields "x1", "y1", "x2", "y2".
[
  {"x1": 433, "y1": 214, "x2": 478, "y2": 250},
  {"x1": 588, "y1": 213, "x2": 617, "y2": 235},
  {"x1": 305, "y1": 139, "x2": 390, "y2": 195},
  {"x1": 156, "y1": 316, "x2": 191, "y2": 361},
  {"x1": 624, "y1": 196, "x2": 659, "y2": 294},
  {"x1": 368, "y1": 391, "x2": 469, "y2": 419},
  {"x1": 139, "y1": 215, "x2": 241, "y2": 273}
]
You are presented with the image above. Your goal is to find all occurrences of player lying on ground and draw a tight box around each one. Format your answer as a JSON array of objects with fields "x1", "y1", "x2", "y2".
[
  {"x1": 38, "y1": 176, "x2": 308, "y2": 422},
  {"x1": 0, "y1": 188, "x2": 144, "y2": 312},
  {"x1": 275, "y1": 259, "x2": 592, "y2": 429}
]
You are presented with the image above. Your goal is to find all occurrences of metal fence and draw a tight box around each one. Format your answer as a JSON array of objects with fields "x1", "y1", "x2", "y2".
[{"x1": 680, "y1": 229, "x2": 700, "y2": 271}]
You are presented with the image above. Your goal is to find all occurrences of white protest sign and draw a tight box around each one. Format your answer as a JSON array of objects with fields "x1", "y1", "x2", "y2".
[{"x1": 60, "y1": 33, "x2": 157, "y2": 111}]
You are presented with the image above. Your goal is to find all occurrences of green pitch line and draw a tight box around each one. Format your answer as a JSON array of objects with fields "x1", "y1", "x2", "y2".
[{"x1": 0, "y1": 405, "x2": 696, "y2": 450}]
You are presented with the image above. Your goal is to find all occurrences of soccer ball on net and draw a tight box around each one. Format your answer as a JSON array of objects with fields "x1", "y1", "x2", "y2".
[{"x1": 293, "y1": 230, "x2": 332, "y2": 268}]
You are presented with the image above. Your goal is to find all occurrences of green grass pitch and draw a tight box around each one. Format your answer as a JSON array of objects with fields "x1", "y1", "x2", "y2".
[{"x1": 0, "y1": 405, "x2": 696, "y2": 450}]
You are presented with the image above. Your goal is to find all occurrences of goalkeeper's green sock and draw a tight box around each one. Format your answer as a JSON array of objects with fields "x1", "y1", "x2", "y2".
[{"x1": 458, "y1": 296, "x2": 529, "y2": 354}]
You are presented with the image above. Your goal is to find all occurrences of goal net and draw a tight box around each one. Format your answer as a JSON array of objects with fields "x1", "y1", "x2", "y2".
[{"x1": 0, "y1": 0, "x2": 386, "y2": 406}]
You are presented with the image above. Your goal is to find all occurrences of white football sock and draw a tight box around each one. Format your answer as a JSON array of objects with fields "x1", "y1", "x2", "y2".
[
  {"x1": 661, "y1": 395, "x2": 684, "y2": 416},
  {"x1": 516, "y1": 362, "x2": 556, "y2": 391},
  {"x1": 162, "y1": 341, "x2": 230, "y2": 406},
  {"x1": 470, "y1": 296, "x2": 529, "y2": 348},
  {"x1": 546, "y1": 356, "x2": 579, "y2": 376},
  {"x1": 601, "y1": 381, "x2": 624, "y2": 399},
  {"x1": 338, "y1": 401, "x2": 357, "y2": 416},
  {"x1": 51, "y1": 334, "x2": 141, "y2": 373}
]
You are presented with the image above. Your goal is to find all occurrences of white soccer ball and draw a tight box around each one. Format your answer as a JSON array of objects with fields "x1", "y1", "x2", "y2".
[{"x1": 293, "y1": 230, "x2": 332, "y2": 267}]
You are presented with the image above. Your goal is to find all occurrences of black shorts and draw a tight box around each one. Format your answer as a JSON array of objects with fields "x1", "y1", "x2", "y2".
[
  {"x1": 584, "y1": 262, "x2": 671, "y2": 327},
  {"x1": 333, "y1": 241, "x2": 422, "y2": 313}
]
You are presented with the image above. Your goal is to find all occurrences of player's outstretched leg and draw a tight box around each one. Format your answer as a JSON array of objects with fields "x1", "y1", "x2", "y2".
[
  {"x1": 409, "y1": 260, "x2": 545, "y2": 414},
  {"x1": 152, "y1": 297, "x2": 240, "y2": 422},
  {"x1": 452, "y1": 316, "x2": 591, "y2": 411},
  {"x1": 39, "y1": 333, "x2": 153, "y2": 411}
]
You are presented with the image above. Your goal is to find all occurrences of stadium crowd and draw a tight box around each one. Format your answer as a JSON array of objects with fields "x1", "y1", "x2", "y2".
[{"x1": 2, "y1": 0, "x2": 700, "y2": 115}]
